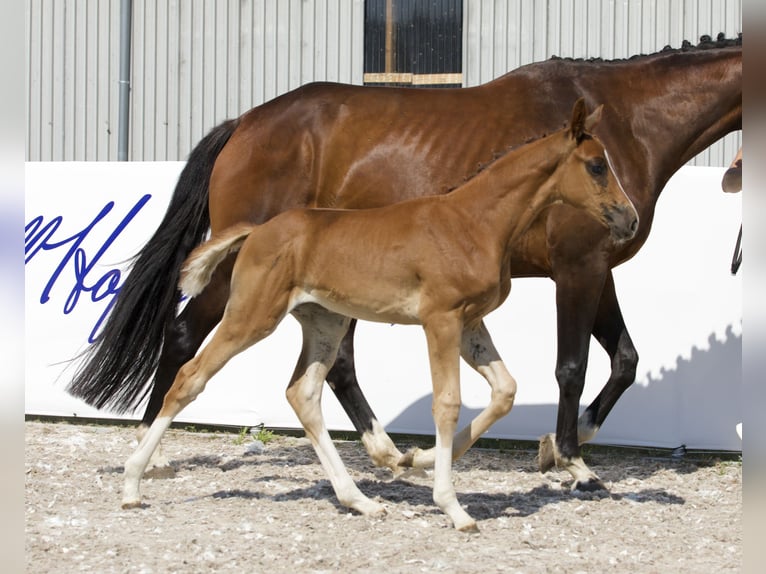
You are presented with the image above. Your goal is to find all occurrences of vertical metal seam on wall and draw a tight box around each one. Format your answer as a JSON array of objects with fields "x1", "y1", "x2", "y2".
[{"x1": 26, "y1": 0, "x2": 739, "y2": 163}]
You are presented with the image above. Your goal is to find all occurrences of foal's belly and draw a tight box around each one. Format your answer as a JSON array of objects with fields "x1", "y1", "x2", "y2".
[{"x1": 289, "y1": 287, "x2": 423, "y2": 326}]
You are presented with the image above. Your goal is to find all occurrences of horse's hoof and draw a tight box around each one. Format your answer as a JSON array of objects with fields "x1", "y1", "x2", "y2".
[
  {"x1": 572, "y1": 476, "x2": 608, "y2": 492},
  {"x1": 537, "y1": 433, "x2": 558, "y2": 474}
]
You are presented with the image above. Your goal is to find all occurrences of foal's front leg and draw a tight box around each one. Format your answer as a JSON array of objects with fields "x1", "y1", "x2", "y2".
[
  {"x1": 423, "y1": 314, "x2": 478, "y2": 532},
  {"x1": 400, "y1": 321, "x2": 517, "y2": 469}
]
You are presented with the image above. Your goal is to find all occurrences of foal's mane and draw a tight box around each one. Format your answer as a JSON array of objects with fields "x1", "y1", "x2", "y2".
[
  {"x1": 549, "y1": 33, "x2": 742, "y2": 65},
  {"x1": 449, "y1": 130, "x2": 560, "y2": 192}
]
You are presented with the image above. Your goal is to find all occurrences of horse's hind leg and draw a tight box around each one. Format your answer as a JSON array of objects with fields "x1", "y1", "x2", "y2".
[
  {"x1": 136, "y1": 257, "x2": 235, "y2": 472},
  {"x1": 327, "y1": 320, "x2": 405, "y2": 474},
  {"x1": 288, "y1": 306, "x2": 386, "y2": 517},
  {"x1": 400, "y1": 321, "x2": 517, "y2": 470}
]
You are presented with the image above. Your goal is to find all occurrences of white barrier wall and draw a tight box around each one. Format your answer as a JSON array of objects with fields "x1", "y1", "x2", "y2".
[{"x1": 25, "y1": 162, "x2": 742, "y2": 450}]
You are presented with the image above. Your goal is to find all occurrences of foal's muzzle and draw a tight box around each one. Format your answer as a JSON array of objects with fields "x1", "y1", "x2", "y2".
[{"x1": 603, "y1": 204, "x2": 639, "y2": 243}]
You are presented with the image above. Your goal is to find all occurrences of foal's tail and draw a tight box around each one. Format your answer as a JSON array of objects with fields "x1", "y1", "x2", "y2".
[
  {"x1": 66, "y1": 118, "x2": 240, "y2": 413},
  {"x1": 180, "y1": 223, "x2": 256, "y2": 298}
]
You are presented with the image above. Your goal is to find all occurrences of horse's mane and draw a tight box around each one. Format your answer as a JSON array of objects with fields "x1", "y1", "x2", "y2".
[
  {"x1": 550, "y1": 33, "x2": 742, "y2": 64},
  {"x1": 452, "y1": 33, "x2": 742, "y2": 188}
]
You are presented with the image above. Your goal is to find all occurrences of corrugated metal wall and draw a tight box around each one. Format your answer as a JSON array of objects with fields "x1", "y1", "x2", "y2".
[
  {"x1": 26, "y1": 0, "x2": 740, "y2": 164},
  {"x1": 463, "y1": 0, "x2": 743, "y2": 165},
  {"x1": 27, "y1": 0, "x2": 365, "y2": 161}
]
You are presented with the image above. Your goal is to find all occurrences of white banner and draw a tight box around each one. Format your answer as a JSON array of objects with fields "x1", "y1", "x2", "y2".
[{"x1": 25, "y1": 162, "x2": 742, "y2": 450}]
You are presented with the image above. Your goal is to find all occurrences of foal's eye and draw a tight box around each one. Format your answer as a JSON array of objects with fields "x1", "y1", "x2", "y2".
[{"x1": 587, "y1": 159, "x2": 607, "y2": 177}]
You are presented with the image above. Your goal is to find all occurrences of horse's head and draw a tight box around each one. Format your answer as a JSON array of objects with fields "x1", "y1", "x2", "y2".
[{"x1": 556, "y1": 98, "x2": 639, "y2": 244}]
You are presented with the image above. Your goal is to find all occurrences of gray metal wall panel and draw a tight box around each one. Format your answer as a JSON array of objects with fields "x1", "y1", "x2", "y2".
[
  {"x1": 27, "y1": 0, "x2": 739, "y2": 164},
  {"x1": 27, "y1": 0, "x2": 121, "y2": 161},
  {"x1": 27, "y1": 0, "x2": 364, "y2": 161},
  {"x1": 463, "y1": 0, "x2": 742, "y2": 166}
]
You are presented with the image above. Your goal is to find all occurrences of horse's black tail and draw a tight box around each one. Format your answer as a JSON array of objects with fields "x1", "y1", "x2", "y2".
[{"x1": 65, "y1": 118, "x2": 240, "y2": 413}]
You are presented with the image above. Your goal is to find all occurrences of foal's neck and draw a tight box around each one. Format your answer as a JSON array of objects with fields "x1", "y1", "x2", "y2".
[{"x1": 448, "y1": 132, "x2": 569, "y2": 246}]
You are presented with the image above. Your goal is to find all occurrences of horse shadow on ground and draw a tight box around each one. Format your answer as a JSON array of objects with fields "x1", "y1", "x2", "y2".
[
  {"x1": 173, "y1": 476, "x2": 686, "y2": 521},
  {"x1": 384, "y1": 323, "x2": 742, "y2": 462},
  {"x1": 98, "y1": 326, "x2": 738, "y2": 516}
]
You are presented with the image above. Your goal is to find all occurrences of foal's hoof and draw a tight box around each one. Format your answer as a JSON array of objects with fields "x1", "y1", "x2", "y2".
[
  {"x1": 537, "y1": 433, "x2": 558, "y2": 474},
  {"x1": 572, "y1": 476, "x2": 608, "y2": 493},
  {"x1": 121, "y1": 499, "x2": 144, "y2": 510},
  {"x1": 398, "y1": 447, "x2": 435, "y2": 470},
  {"x1": 398, "y1": 447, "x2": 422, "y2": 468},
  {"x1": 359, "y1": 501, "x2": 387, "y2": 518},
  {"x1": 143, "y1": 465, "x2": 176, "y2": 479},
  {"x1": 457, "y1": 520, "x2": 480, "y2": 534}
]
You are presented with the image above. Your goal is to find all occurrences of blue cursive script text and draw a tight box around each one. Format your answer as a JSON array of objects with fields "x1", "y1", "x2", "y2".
[{"x1": 25, "y1": 194, "x2": 152, "y2": 343}]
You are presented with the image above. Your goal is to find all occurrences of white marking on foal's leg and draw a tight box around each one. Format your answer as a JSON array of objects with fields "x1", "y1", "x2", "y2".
[
  {"x1": 399, "y1": 323, "x2": 517, "y2": 473},
  {"x1": 289, "y1": 308, "x2": 386, "y2": 517},
  {"x1": 313, "y1": 421, "x2": 387, "y2": 516},
  {"x1": 122, "y1": 416, "x2": 174, "y2": 508},
  {"x1": 360, "y1": 419, "x2": 406, "y2": 476},
  {"x1": 432, "y1": 431, "x2": 477, "y2": 533},
  {"x1": 136, "y1": 424, "x2": 173, "y2": 476},
  {"x1": 292, "y1": 363, "x2": 387, "y2": 517}
]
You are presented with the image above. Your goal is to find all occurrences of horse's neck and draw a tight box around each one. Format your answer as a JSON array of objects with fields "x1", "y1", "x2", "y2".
[
  {"x1": 590, "y1": 49, "x2": 741, "y2": 197},
  {"x1": 447, "y1": 134, "x2": 566, "y2": 245}
]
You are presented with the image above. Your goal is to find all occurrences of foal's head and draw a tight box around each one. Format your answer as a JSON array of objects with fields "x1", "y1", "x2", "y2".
[{"x1": 554, "y1": 98, "x2": 639, "y2": 244}]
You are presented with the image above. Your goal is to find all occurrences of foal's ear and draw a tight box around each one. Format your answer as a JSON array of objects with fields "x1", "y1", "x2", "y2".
[{"x1": 569, "y1": 98, "x2": 603, "y2": 142}]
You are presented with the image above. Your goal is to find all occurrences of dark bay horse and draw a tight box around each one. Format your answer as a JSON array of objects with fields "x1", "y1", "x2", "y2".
[
  {"x1": 122, "y1": 101, "x2": 637, "y2": 531},
  {"x1": 68, "y1": 35, "x2": 741, "y2": 489}
]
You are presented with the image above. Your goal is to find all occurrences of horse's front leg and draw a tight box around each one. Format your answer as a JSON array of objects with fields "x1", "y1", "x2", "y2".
[
  {"x1": 577, "y1": 271, "x2": 639, "y2": 445},
  {"x1": 326, "y1": 319, "x2": 405, "y2": 474},
  {"x1": 137, "y1": 258, "x2": 233, "y2": 472},
  {"x1": 539, "y1": 253, "x2": 610, "y2": 491},
  {"x1": 400, "y1": 321, "x2": 517, "y2": 469}
]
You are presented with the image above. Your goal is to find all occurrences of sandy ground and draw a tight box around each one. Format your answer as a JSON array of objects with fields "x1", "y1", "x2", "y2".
[{"x1": 25, "y1": 420, "x2": 741, "y2": 573}]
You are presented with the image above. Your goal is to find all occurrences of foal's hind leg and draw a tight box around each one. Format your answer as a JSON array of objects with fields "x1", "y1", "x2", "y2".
[
  {"x1": 288, "y1": 306, "x2": 386, "y2": 517},
  {"x1": 400, "y1": 321, "x2": 517, "y2": 469},
  {"x1": 122, "y1": 326, "x2": 252, "y2": 508},
  {"x1": 137, "y1": 257, "x2": 235, "y2": 473},
  {"x1": 123, "y1": 272, "x2": 292, "y2": 508}
]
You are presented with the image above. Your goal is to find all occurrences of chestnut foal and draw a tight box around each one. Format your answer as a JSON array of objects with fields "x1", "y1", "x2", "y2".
[{"x1": 122, "y1": 100, "x2": 637, "y2": 532}]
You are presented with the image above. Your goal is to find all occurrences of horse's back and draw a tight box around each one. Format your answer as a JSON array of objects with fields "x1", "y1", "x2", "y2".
[{"x1": 207, "y1": 78, "x2": 569, "y2": 232}]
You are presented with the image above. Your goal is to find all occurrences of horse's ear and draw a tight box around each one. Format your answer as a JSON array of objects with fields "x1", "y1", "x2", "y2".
[
  {"x1": 569, "y1": 98, "x2": 588, "y2": 142},
  {"x1": 583, "y1": 104, "x2": 604, "y2": 133}
]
